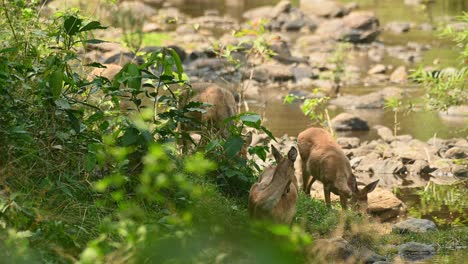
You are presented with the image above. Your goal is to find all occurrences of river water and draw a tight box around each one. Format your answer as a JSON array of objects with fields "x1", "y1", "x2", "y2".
[{"x1": 173, "y1": 0, "x2": 467, "y2": 141}]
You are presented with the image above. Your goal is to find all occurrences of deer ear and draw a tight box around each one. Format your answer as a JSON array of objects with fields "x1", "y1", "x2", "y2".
[
  {"x1": 287, "y1": 146, "x2": 298, "y2": 162},
  {"x1": 271, "y1": 145, "x2": 282, "y2": 163},
  {"x1": 362, "y1": 180, "x2": 379, "y2": 194},
  {"x1": 243, "y1": 131, "x2": 253, "y2": 146}
]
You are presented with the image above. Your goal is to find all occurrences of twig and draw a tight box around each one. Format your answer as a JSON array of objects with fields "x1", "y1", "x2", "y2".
[{"x1": 1, "y1": 0, "x2": 19, "y2": 43}]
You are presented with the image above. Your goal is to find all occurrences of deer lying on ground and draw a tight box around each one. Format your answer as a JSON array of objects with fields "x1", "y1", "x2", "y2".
[
  {"x1": 181, "y1": 82, "x2": 237, "y2": 137},
  {"x1": 297, "y1": 127, "x2": 379, "y2": 211},
  {"x1": 178, "y1": 82, "x2": 253, "y2": 154},
  {"x1": 249, "y1": 145, "x2": 298, "y2": 225}
]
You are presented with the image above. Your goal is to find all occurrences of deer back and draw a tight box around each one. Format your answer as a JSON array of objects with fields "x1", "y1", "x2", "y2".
[
  {"x1": 249, "y1": 146, "x2": 298, "y2": 225},
  {"x1": 298, "y1": 128, "x2": 354, "y2": 197}
]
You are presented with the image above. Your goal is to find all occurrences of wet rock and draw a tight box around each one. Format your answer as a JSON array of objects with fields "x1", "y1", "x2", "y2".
[
  {"x1": 386, "y1": 22, "x2": 411, "y2": 34},
  {"x1": 189, "y1": 58, "x2": 229, "y2": 71},
  {"x1": 393, "y1": 218, "x2": 437, "y2": 234},
  {"x1": 341, "y1": 11, "x2": 380, "y2": 43},
  {"x1": 331, "y1": 113, "x2": 369, "y2": 131},
  {"x1": 440, "y1": 105, "x2": 468, "y2": 117},
  {"x1": 390, "y1": 140, "x2": 429, "y2": 163},
  {"x1": 309, "y1": 236, "x2": 387, "y2": 263},
  {"x1": 245, "y1": 4, "x2": 274, "y2": 19},
  {"x1": 330, "y1": 87, "x2": 404, "y2": 109},
  {"x1": 375, "y1": 125, "x2": 394, "y2": 142},
  {"x1": 407, "y1": 159, "x2": 432, "y2": 175},
  {"x1": 368, "y1": 64, "x2": 387, "y2": 75},
  {"x1": 390, "y1": 66, "x2": 408, "y2": 83},
  {"x1": 371, "y1": 159, "x2": 406, "y2": 175},
  {"x1": 311, "y1": 79, "x2": 338, "y2": 94},
  {"x1": 355, "y1": 152, "x2": 381, "y2": 171},
  {"x1": 368, "y1": 188, "x2": 406, "y2": 221},
  {"x1": 188, "y1": 15, "x2": 238, "y2": 31},
  {"x1": 368, "y1": 46, "x2": 385, "y2": 62},
  {"x1": 430, "y1": 167, "x2": 453, "y2": 177},
  {"x1": 252, "y1": 63, "x2": 294, "y2": 82},
  {"x1": 242, "y1": 80, "x2": 260, "y2": 99},
  {"x1": 293, "y1": 65, "x2": 318, "y2": 82},
  {"x1": 300, "y1": 0, "x2": 347, "y2": 18},
  {"x1": 363, "y1": 73, "x2": 390, "y2": 86},
  {"x1": 117, "y1": 1, "x2": 157, "y2": 19},
  {"x1": 356, "y1": 248, "x2": 387, "y2": 263},
  {"x1": 419, "y1": 23, "x2": 435, "y2": 31},
  {"x1": 296, "y1": 36, "x2": 337, "y2": 55},
  {"x1": 393, "y1": 134, "x2": 413, "y2": 142},
  {"x1": 444, "y1": 147, "x2": 467, "y2": 159},
  {"x1": 398, "y1": 242, "x2": 435, "y2": 261},
  {"x1": 452, "y1": 165, "x2": 468, "y2": 177},
  {"x1": 272, "y1": 0, "x2": 292, "y2": 18},
  {"x1": 386, "y1": 45, "x2": 423, "y2": 63},
  {"x1": 316, "y1": 11, "x2": 380, "y2": 43},
  {"x1": 336, "y1": 137, "x2": 361, "y2": 149}
]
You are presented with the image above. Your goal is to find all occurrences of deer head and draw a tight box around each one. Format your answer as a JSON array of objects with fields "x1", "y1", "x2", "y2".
[{"x1": 350, "y1": 179, "x2": 379, "y2": 212}]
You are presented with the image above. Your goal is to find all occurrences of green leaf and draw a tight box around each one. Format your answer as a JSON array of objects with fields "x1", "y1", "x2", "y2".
[
  {"x1": 64, "y1": 16, "x2": 82, "y2": 36},
  {"x1": 269, "y1": 224, "x2": 291, "y2": 236},
  {"x1": 126, "y1": 63, "x2": 141, "y2": 90},
  {"x1": 120, "y1": 127, "x2": 140, "y2": 146},
  {"x1": 224, "y1": 136, "x2": 244, "y2": 157},
  {"x1": 49, "y1": 69, "x2": 63, "y2": 99},
  {"x1": 80, "y1": 21, "x2": 107, "y2": 32},
  {"x1": 84, "y1": 152, "x2": 97, "y2": 172},
  {"x1": 87, "y1": 111, "x2": 104, "y2": 123},
  {"x1": 169, "y1": 48, "x2": 184, "y2": 80},
  {"x1": 240, "y1": 113, "x2": 261, "y2": 123},
  {"x1": 55, "y1": 98, "x2": 71, "y2": 109},
  {"x1": 261, "y1": 126, "x2": 276, "y2": 141},
  {"x1": 205, "y1": 140, "x2": 221, "y2": 152},
  {"x1": 65, "y1": 110, "x2": 81, "y2": 133},
  {"x1": 251, "y1": 146, "x2": 267, "y2": 161}
]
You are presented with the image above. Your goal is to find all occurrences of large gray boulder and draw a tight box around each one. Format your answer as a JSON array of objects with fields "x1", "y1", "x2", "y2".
[
  {"x1": 316, "y1": 11, "x2": 380, "y2": 43},
  {"x1": 331, "y1": 113, "x2": 369, "y2": 131},
  {"x1": 393, "y1": 218, "x2": 438, "y2": 234},
  {"x1": 368, "y1": 188, "x2": 406, "y2": 221},
  {"x1": 330, "y1": 87, "x2": 404, "y2": 109},
  {"x1": 300, "y1": 0, "x2": 348, "y2": 18},
  {"x1": 399, "y1": 242, "x2": 436, "y2": 261},
  {"x1": 371, "y1": 159, "x2": 406, "y2": 175}
]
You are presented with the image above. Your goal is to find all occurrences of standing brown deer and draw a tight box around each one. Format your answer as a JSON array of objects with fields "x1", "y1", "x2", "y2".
[
  {"x1": 297, "y1": 127, "x2": 379, "y2": 211},
  {"x1": 249, "y1": 145, "x2": 298, "y2": 225}
]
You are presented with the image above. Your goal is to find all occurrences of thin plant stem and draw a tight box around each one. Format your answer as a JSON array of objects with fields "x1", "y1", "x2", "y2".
[{"x1": 1, "y1": 0, "x2": 19, "y2": 43}]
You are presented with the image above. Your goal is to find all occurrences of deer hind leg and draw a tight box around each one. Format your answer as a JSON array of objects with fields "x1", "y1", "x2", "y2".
[
  {"x1": 339, "y1": 194, "x2": 348, "y2": 210},
  {"x1": 324, "y1": 186, "x2": 331, "y2": 208}
]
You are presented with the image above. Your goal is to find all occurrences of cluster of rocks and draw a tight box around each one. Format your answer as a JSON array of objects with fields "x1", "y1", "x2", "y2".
[
  {"x1": 65, "y1": 0, "x2": 462, "y2": 102},
  {"x1": 310, "y1": 218, "x2": 439, "y2": 263}
]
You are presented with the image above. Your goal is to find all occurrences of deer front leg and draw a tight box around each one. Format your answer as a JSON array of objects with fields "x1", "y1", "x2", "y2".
[
  {"x1": 301, "y1": 159, "x2": 309, "y2": 194},
  {"x1": 305, "y1": 177, "x2": 316, "y2": 195},
  {"x1": 339, "y1": 194, "x2": 348, "y2": 210},
  {"x1": 324, "y1": 186, "x2": 331, "y2": 208}
]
